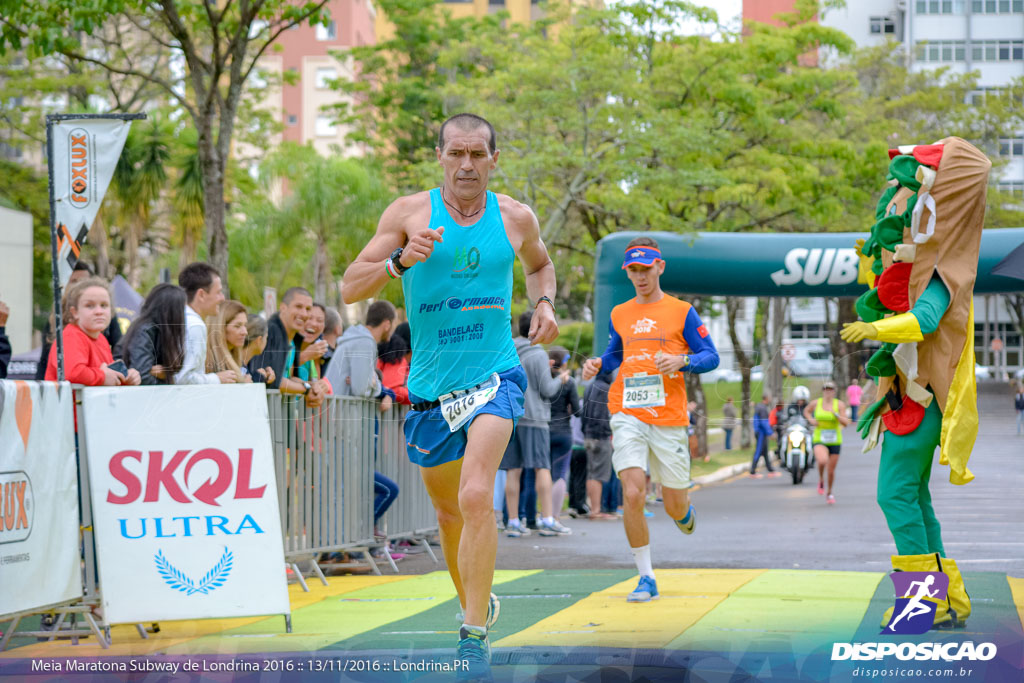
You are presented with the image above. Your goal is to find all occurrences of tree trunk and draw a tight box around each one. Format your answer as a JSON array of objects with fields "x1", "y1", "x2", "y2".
[
  {"x1": 767, "y1": 297, "x2": 786, "y2": 403},
  {"x1": 198, "y1": 125, "x2": 229, "y2": 290},
  {"x1": 685, "y1": 295, "x2": 708, "y2": 461},
  {"x1": 836, "y1": 298, "x2": 858, "y2": 388},
  {"x1": 726, "y1": 296, "x2": 753, "y2": 448},
  {"x1": 314, "y1": 233, "x2": 330, "y2": 303},
  {"x1": 90, "y1": 213, "x2": 111, "y2": 280}
]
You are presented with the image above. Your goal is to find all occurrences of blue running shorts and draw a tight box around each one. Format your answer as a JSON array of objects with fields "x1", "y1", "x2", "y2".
[{"x1": 405, "y1": 365, "x2": 527, "y2": 469}]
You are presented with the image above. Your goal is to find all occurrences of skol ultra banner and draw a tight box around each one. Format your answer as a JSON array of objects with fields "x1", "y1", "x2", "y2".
[
  {"x1": 51, "y1": 118, "x2": 132, "y2": 287},
  {"x1": 0, "y1": 381, "x2": 80, "y2": 617},
  {"x1": 81, "y1": 384, "x2": 290, "y2": 624}
]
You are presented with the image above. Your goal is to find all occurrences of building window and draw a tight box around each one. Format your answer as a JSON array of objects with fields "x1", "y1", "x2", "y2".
[
  {"x1": 999, "y1": 138, "x2": 1024, "y2": 156},
  {"x1": 315, "y1": 68, "x2": 336, "y2": 89},
  {"x1": 315, "y1": 20, "x2": 337, "y2": 41},
  {"x1": 315, "y1": 116, "x2": 337, "y2": 137},
  {"x1": 918, "y1": 0, "x2": 965, "y2": 11},
  {"x1": 972, "y1": 0, "x2": 1023, "y2": 10},
  {"x1": 287, "y1": 115, "x2": 297, "y2": 126},
  {"x1": 869, "y1": 16, "x2": 897, "y2": 33},
  {"x1": 916, "y1": 40, "x2": 967, "y2": 61},
  {"x1": 968, "y1": 39, "x2": 1024, "y2": 60},
  {"x1": 999, "y1": 181, "x2": 1024, "y2": 197}
]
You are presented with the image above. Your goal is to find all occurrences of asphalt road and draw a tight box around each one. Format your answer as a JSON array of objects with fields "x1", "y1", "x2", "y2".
[{"x1": 395, "y1": 383, "x2": 1023, "y2": 577}]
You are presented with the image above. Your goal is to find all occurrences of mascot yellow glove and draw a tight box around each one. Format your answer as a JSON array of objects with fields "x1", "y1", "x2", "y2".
[{"x1": 841, "y1": 321, "x2": 878, "y2": 343}]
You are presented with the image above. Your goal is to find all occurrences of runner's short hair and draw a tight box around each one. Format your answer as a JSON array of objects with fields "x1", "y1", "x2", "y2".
[
  {"x1": 625, "y1": 235, "x2": 660, "y2": 251},
  {"x1": 438, "y1": 113, "x2": 496, "y2": 154}
]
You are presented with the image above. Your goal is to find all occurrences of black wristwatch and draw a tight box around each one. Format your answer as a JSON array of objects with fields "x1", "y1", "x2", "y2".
[
  {"x1": 389, "y1": 247, "x2": 410, "y2": 275},
  {"x1": 302, "y1": 381, "x2": 312, "y2": 394}
]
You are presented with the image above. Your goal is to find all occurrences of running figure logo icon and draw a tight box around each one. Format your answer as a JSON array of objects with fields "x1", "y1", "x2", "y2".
[{"x1": 883, "y1": 571, "x2": 950, "y2": 634}]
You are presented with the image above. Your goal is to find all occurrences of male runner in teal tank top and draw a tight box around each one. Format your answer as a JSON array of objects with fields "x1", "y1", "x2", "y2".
[{"x1": 342, "y1": 113, "x2": 559, "y2": 680}]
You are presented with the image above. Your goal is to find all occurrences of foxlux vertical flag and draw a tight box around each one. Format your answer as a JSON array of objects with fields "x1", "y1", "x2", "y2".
[{"x1": 51, "y1": 119, "x2": 132, "y2": 287}]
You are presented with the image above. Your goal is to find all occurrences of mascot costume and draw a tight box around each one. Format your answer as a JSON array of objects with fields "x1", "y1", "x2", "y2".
[{"x1": 840, "y1": 137, "x2": 990, "y2": 629}]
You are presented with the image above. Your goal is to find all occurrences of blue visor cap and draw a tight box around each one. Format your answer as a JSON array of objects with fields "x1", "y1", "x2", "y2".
[{"x1": 622, "y1": 246, "x2": 662, "y2": 269}]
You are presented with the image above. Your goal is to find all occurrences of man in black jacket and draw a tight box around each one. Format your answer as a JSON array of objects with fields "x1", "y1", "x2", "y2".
[
  {"x1": 247, "y1": 286, "x2": 326, "y2": 403},
  {"x1": 582, "y1": 369, "x2": 616, "y2": 519}
]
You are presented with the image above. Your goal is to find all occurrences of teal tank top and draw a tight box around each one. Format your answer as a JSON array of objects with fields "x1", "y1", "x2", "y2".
[{"x1": 403, "y1": 188, "x2": 520, "y2": 401}]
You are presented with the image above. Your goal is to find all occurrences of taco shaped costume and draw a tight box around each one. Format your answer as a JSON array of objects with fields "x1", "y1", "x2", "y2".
[{"x1": 843, "y1": 137, "x2": 990, "y2": 629}]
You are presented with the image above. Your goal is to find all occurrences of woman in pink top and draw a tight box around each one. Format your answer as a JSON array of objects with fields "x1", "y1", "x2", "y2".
[
  {"x1": 845, "y1": 381, "x2": 863, "y2": 422},
  {"x1": 45, "y1": 277, "x2": 141, "y2": 386}
]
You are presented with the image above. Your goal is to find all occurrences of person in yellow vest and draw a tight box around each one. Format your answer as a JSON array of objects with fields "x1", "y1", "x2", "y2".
[{"x1": 802, "y1": 380, "x2": 851, "y2": 504}]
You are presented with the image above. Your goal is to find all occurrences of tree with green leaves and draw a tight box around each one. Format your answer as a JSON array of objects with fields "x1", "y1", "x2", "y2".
[
  {"x1": 229, "y1": 143, "x2": 389, "y2": 309},
  {"x1": 0, "y1": 0, "x2": 334, "y2": 287}
]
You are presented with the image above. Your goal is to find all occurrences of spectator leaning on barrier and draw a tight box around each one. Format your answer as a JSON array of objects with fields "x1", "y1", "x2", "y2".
[
  {"x1": 175, "y1": 262, "x2": 231, "y2": 385},
  {"x1": 378, "y1": 321, "x2": 412, "y2": 405},
  {"x1": 320, "y1": 305, "x2": 343, "y2": 373},
  {"x1": 299, "y1": 302, "x2": 329, "y2": 379},
  {"x1": 44, "y1": 277, "x2": 140, "y2": 386},
  {"x1": 324, "y1": 300, "x2": 397, "y2": 407},
  {"x1": 121, "y1": 283, "x2": 186, "y2": 385},
  {"x1": 246, "y1": 287, "x2": 325, "y2": 404},
  {"x1": 242, "y1": 314, "x2": 276, "y2": 385},
  {"x1": 323, "y1": 299, "x2": 400, "y2": 530},
  {"x1": 0, "y1": 299, "x2": 10, "y2": 379},
  {"x1": 207, "y1": 300, "x2": 251, "y2": 382},
  {"x1": 36, "y1": 261, "x2": 123, "y2": 379}
]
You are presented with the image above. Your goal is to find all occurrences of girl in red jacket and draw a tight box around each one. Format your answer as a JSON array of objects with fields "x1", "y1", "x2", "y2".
[{"x1": 45, "y1": 277, "x2": 141, "y2": 386}]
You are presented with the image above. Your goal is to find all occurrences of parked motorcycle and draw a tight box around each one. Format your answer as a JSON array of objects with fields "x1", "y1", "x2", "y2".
[{"x1": 782, "y1": 416, "x2": 813, "y2": 485}]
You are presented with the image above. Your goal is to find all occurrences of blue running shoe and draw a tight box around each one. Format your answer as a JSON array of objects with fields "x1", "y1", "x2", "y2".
[
  {"x1": 627, "y1": 575, "x2": 659, "y2": 602},
  {"x1": 486, "y1": 592, "x2": 500, "y2": 629},
  {"x1": 675, "y1": 504, "x2": 696, "y2": 535},
  {"x1": 456, "y1": 626, "x2": 492, "y2": 681}
]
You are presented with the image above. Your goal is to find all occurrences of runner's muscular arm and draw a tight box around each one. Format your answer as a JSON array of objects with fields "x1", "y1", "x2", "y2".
[
  {"x1": 342, "y1": 195, "x2": 441, "y2": 304},
  {"x1": 507, "y1": 200, "x2": 558, "y2": 344}
]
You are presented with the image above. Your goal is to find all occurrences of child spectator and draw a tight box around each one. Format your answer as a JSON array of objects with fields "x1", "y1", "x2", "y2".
[
  {"x1": 44, "y1": 277, "x2": 140, "y2": 386},
  {"x1": 207, "y1": 300, "x2": 250, "y2": 382},
  {"x1": 722, "y1": 397, "x2": 737, "y2": 451},
  {"x1": 121, "y1": 283, "x2": 187, "y2": 384}
]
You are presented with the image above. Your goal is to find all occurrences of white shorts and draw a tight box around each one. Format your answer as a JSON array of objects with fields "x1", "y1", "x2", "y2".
[{"x1": 610, "y1": 412, "x2": 692, "y2": 490}]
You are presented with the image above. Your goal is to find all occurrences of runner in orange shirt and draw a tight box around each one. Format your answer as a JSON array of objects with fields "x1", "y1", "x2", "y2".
[{"x1": 583, "y1": 236, "x2": 719, "y2": 602}]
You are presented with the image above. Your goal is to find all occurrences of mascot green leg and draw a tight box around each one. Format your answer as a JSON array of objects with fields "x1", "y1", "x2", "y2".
[{"x1": 876, "y1": 400, "x2": 945, "y2": 556}]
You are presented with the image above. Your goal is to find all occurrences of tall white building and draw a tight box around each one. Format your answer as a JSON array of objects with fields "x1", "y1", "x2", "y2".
[{"x1": 742, "y1": 0, "x2": 1024, "y2": 373}]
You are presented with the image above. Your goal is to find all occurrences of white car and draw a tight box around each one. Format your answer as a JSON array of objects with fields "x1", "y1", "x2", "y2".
[
  {"x1": 750, "y1": 365, "x2": 764, "y2": 382},
  {"x1": 704, "y1": 367, "x2": 742, "y2": 384},
  {"x1": 975, "y1": 363, "x2": 991, "y2": 381},
  {"x1": 1015, "y1": 367, "x2": 1024, "y2": 381}
]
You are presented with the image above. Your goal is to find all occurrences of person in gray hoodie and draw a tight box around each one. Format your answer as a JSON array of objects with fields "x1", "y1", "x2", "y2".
[{"x1": 500, "y1": 310, "x2": 571, "y2": 537}]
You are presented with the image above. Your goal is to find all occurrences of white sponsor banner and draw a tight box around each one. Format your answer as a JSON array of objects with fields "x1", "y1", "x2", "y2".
[
  {"x1": 0, "y1": 380, "x2": 80, "y2": 616},
  {"x1": 51, "y1": 118, "x2": 132, "y2": 287},
  {"x1": 81, "y1": 384, "x2": 289, "y2": 624}
]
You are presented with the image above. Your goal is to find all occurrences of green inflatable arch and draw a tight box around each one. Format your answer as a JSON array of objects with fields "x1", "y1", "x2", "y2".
[{"x1": 592, "y1": 228, "x2": 1024, "y2": 354}]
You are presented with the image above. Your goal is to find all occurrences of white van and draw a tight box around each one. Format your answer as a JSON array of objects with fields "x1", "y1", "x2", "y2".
[{"x1": 785, "y1": 342, "x2": 833, "y2": 378}]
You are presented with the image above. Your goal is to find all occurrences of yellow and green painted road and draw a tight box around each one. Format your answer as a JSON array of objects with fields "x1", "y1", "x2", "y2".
[{"x1": 3, "y1": 569, "x2": 1023, "y2": 681}]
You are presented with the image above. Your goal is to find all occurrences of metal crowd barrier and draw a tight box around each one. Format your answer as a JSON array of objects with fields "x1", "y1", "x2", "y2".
[
  {"x1": 265, "y1": 392, "x2": 439, "y2": 584},
  {"x1": 377, "y1": 405, "x2": 439, "y2": 561}
]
